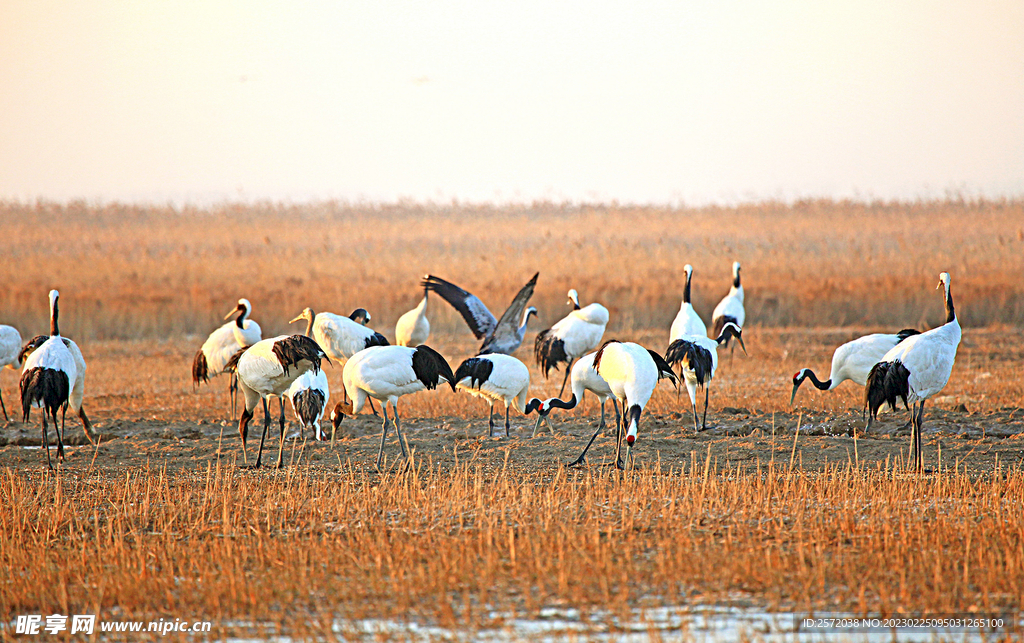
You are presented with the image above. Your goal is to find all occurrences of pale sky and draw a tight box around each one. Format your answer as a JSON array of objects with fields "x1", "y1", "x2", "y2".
[{"x1": 1, "y1": 1, "x2": 1022, "y2": 205}]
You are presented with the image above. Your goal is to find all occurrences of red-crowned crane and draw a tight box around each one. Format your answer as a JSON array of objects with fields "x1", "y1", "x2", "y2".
[
  {"x1": 711, "y1": 262, "x2": 745, "y2": 353},
  {"x1": 18, "y1": 334, "x2": 94, "y2": 443},
  {"x1": 192, "y1": 298, "x2": 262, "y2": 418},
  {"x1": 0, "y1": 325, "x2": 23, "y2": 421},
  {"x1": 865, "y1": 272, "x2": 961, "y2": 470},
  {"x1": 453, "y1": 353, "x2": 530, "y2": 437},
  {"x1": 229, "y1": 334, "x2": 329, "y2": 468},
  {"x1": 19, "y1": 290, "x2": 77, "y2": 469},
  {"x1": 669, "y1": 264, "x2": 707, "y2": 341},
  {"x1": 665, "y1": 322, "x2": 746, "y2": 432},
  {"x1": 329, "y1": 345, "x2": 456, "y2": 470},
  {"x1": 395, "y1": 287, "x2": 430, "y2": 347},
  {"x1": 286, "y1": 308, "x2": 331, "y2": 441},
  {"x1": 524, "y1": 350, "x2": 620, "y2": 438},
  {"x1": 562, "y1": 340, "x2": 676, "y2": 469},
  {"x1": 422, "y1": 273, "x2": 538, "y2": 355},
  {"x1": 790, "y1": 329, "x2": 920, "y2": 405},
  {"x1": 534, "y1": 289, "x2": 609, "y2": 398},
  {"x1": 295, "y1": 306, "x2": 388, "y2": 416}
]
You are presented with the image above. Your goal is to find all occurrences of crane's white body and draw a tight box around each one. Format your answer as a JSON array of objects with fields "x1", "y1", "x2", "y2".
[
  {"x1": 878, "y1": 323, "x2": 961, "y2": 403},
  {"x1": 670, "y1": 265, "x2": 706, "y2": 341},
  {"x1": 313, "y1": 312, "x2": 383, "y2": 362},
  {"x1": 674, "y1": 334, "x2": 721, "y2": 407},
  {"x1": 711, "y1": 261, "x2": 745, "y2": 331},
  {"x1": 570, "y1": 351, "x2": 614, "y2": 404},
  {"x1": 822, "y1": 333, "x2": 915, "y2": 389},
  {"x1": 594, "y1": 342, "x2": 660, "y2": 443},
  {"x1": 547, "y1": 298, "x2": 608, "y2": 362},
  {"x1": 343, "y1": 346, "x2": 438, "y2": 410},
  {"x1": 23, "y1": 337, "x2": 77, "y2": 407},
  {"x1": 396, "y1": 294, "x2": 430, "y2": 347},
  {"x1": 455, "y1": 353, "x2": 531, "y2": 414},
  {"x1": 0, "y1": 326, "x2": 22, "y2": 370},
  {"x1": 236, "y1": 336, "x2": 317, "y2": 404},
  {"x1": 199, "y1": 324, "x2": 247, "y2": 378}
]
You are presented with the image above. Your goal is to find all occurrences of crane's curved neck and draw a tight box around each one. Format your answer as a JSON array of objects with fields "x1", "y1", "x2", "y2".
[
  {"x1": 733, "y1": 270, "x2": 741, "y2": 289},
  {"x1": 49, "y1": 295, "x2": 60, "y2": 337},
  {"x1": 547, "y1": 393, "x2": 578, "y2": 411},
  {"x1": 235, "y1": 306, "x2": 248, "y2": 329},
  {"x1": 303, "y1": 312, "x2": 314, "y2": 338},
  {"x1": 683, "y1": 271, "x2": 692, "y2": 304},
  {"x1": 802, "y1": 369, "x2": 831, "y2": 391},
  {"x1": 518, "y1": 309, "x2": 533, "y2": 333},
  {"x1": 944, "y1": 281, "x2": 956, "y2": 324}
]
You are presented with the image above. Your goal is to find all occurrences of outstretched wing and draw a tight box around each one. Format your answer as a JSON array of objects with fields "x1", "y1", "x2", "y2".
[
  {"x1": 480, "y1": 272, "x2": 539, "y2": 353},
  {"x1": 422, "y1": 275, "x2": 496, "y2": 340}
]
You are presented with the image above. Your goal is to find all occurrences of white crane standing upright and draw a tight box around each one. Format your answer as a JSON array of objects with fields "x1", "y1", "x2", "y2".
[
  {"x1": 192, "y1": 298, "x2": 262, "y2": 418},
  {"x1": 396, "y1": 287, "x2": 430, "y2": 347},
  {"x1": 534, "y1": 289, "x2": 609, "y2": 398},
  {"x1": 229, "y1": 334, "x2": 329, "y2": 468},
  {"x1": 330, "y1": 345, "x2": 456, "y2": 470},
  {"x1": 669, "y1": 264, "x2": 706, "y2": 341},
  {"x1": 18, "y1": 333, "x2": 94, "y2": 443},
  {"x1": 19, "y1": 290, "x2": 77, "y2": 469},
  {"x1": 422, "y1": 273, "x2": 539, "y2": 355},
  {"x1": 711, "y1": 261, "x2": 745, "y2": 355},
  {"x1": 865, "y1": 272, "x2": 961, "y2": 470},
  {"x1": 453, "y1": 353, "x2": 530, "y2": 437}
]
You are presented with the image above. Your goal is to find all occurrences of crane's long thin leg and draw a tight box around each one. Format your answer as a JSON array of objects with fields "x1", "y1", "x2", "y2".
[
  {"x1": 612, "y1": 399, "x2": 620, "y2": 435},
  {"x1": 368, "y1": 397, "x2": 380, "y2": 417},
  {"x1": 254, "y1": 397, "x2": 270, "y2": 468},
  {"x1": 916, "y1": 400, "x2": 926, "y2": 471},
  {"x1": 229, "y1": 374, "x2": 237, "y2": 421},
  {"x1": 375, "y1": 405, "x2": 390, "y2": 470},
  {"x1": 598, "y1": 400, "x2": 606, "y2": 433},
  {"x1": 701, "y1": 386, "x2": 709, "y2": 431},
  {"x1": 275, "y1": 397, "x2": 287, "y2": 469},
  {"x1": 0, "y1": 390, "x2": 8, "y2": 421},
  {"x1": 488, "y1": 401, "x2": 495, "y2": 437},
  {"x1": 691, "y1": 398, "x2": 700, "y2": 433},
  {"x1": 557, "y1": 360, "x2": 574, "y2": 399},
  {"x1": 57, "y1": 404, "x2": 67, "y2": 461},
  {"x1": 615, "y1": 399, "x2": 624, "y2": 469},
  {"x1": 505, "y1": 404, "x2": 510, "y2": 437},
  {"x1": 42, "y1": 410, "x2": 53, "y2": 470},
  {"x1": 393, "y1": 404, "x2": 410, "y2": 460}
]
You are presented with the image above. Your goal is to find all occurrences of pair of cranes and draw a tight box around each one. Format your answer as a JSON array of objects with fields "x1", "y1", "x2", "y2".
[{"x1": 791, "y1": 272, "x2": 961, "y2": 469}]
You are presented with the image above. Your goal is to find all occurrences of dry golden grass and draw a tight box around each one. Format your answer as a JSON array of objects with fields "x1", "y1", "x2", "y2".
[
  {"x1": 1, "y1": 199, "x2": 1022, "y2": 341},
  {"x1": 1, "y1": 198, "x2": 1022, "y2": 636},
  {"x1": 1, "y1": 461, "x2": 1021, "y2": 637}
]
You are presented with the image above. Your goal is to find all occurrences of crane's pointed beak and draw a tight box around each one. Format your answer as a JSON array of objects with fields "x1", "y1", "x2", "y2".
[
  {"x1": 531, "y1": 415, "x2": 544, "y2": 438},
  {"x1": 737, "y1": 334, "x2": 748, "y2": 355},
  {"x1": 789, "y1": 382, "x2": 799, "y2": 407},
  {"x1": 224, "y1": 305, "x2": 242, "y2": 321},
  {"x1": 288, "y1": 313, "x2": 305, "y2": 324}
]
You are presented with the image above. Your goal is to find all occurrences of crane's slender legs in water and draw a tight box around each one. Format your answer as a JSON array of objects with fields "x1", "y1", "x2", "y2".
[{"x1": 557, "y1": 359, "x2": 574, "y2": 399}]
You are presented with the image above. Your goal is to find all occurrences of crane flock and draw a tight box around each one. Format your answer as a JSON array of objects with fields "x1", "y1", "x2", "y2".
[{"x1": 2, "y1": 266, "x2": 963, "y2": 471}]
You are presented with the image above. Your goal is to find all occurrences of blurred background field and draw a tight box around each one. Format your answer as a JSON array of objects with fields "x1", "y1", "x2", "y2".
[{"x1": 1, "y1": 198, "x2": 1022, "y2": 342}]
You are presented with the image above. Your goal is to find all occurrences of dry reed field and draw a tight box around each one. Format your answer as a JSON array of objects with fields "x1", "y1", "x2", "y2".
[{"x1": 1, "y1": 199, "x2": 1023, "y2": 639}]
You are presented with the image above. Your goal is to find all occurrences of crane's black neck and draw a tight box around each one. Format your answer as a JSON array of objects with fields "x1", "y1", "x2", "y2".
[
  {"x1": 548, "y1": 394, "x2": 578, "y2": 411},
  {"x1": 235, "y1": 307, "x2": 246, "y2": 329},
  {"x1": 800, "y1": 369, "x2": 831, "y2": 391},
  {"x1": 683, "y1": 271, "x2": 692, "y2": 304},
  {"x1": 50, "y1": 297, "x2": 60, "y2": 337},
  {"x1": 733, "y1": 270, "x2": 741, "y2": 289}
]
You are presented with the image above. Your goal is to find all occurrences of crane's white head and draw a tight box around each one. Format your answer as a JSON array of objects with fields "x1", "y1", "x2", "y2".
[
  {"x1": 48, "y1": 289, "x2": 59, "y2": 309},
  {"x1": 225, "y1": 298, "x2": 252, "y2": 321},
  {"x1": 522, "y1": 306, "x2": 538, "y2": 327},
  {"x1": 937, "y1": 272, "x2": 951, "y2": 291},
  {"x1": 567, "y1": 289, "x2": 580, "y2": 309},
  {"x1": 684, "y1": 264, "x2": 692, "y2": 277},
  {"x1": 732, "y1": 262, "x2": 741, "y2": 277}
]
